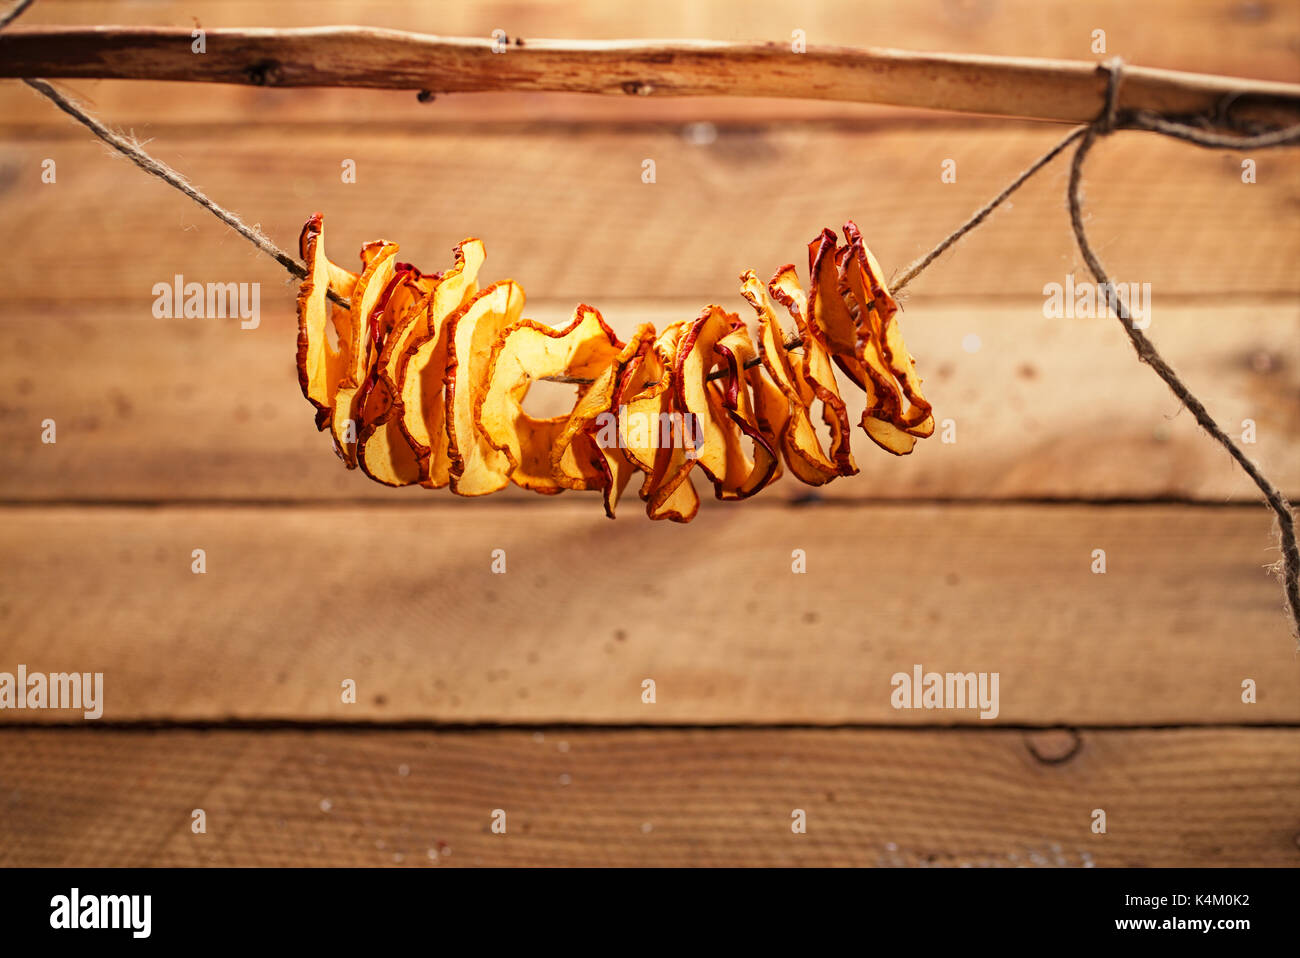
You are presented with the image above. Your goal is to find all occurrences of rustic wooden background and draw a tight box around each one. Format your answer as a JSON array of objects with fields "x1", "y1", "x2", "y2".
[{"x1": 1, "y1": 0, "x2": 1297, "y2": 867}]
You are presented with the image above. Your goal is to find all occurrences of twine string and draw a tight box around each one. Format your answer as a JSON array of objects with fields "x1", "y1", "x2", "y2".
[
  {"x1": 889, "y1": 126, "x2": 1087, "y2": 293},
  {"x1": 1071, "y1": 60, "x2": 1300, "y2": 637},
  {"x1": 0, "y1": 0, "x2": 34, "y2": 31},
  {"x1": 21, "y1": 78, "x2": 350, "y2": 309},
  {"x1": 17, "y1": 64, "x2": 1300, "y2": 637}
]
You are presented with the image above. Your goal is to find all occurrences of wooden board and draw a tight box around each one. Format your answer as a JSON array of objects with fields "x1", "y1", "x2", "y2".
[
  {"x1": 3, "y1": 0, "x2": 1297, "y2": 126},
  {"x1": 3, "y1": 127, "x2": 1297, "y2": 306},
  {"x1": 3, "y1": 301, "x2": 1295, "y2": 503},
  {"x1": 3, "y1": 0, "x2": 1297, "y2": 874},
  {"x1": 2, "y1": 728, "x2": 1296, "y2": 867},
  {"x1": 0, "y1": 503, "x2": 1293, "y2": 726}
]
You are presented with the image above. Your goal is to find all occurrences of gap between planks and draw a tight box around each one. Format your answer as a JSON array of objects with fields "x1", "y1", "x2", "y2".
[{"x1": 1, "y1": 719, "x2": 1296, "y2": 732}]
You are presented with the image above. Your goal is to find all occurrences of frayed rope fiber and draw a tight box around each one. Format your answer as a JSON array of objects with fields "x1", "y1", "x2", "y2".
[{"x1": 19, "y1": 62, "x2": 1300, "y2": 640}]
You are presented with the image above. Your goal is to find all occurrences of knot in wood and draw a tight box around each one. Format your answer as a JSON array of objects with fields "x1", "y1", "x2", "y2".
[{"x1": 246, "y1": 59, "x2": 284, "y2": 86}]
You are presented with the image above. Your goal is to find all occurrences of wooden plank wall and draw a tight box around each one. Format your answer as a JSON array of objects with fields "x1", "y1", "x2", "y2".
[{"x1": 0, "y1": 0, "x2": 1297, "y2": 868}]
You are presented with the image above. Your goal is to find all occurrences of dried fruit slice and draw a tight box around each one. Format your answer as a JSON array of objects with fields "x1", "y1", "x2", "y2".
[
  {"x1": 739, "y1": 270, "x2": 841, "y2": 486},
  {"x1": 477, "y1": 306, "x2": 623, "y2": 495},
  {"x1": 294, "y1": 217, "x2": 932, "y2": 518},
  {"x1": 331, "y1": 240, "x2": 400, "y2": 467},
  {"x1": 768, "y1": 265, "x2": 858, "y2": 479},
  {"x1": 553, "y1": 324, "x2": 656, "y2": 517},
  {"x1": 741, "y1": 352, "x2": 789, "y2": 490},
  {"x1": 356, "y1": 266, "x2": 438, "y2": 486},
  {"x1": 840, "y1": 221, "x2": 935, "y2": 454},
  {"x1": 618, "y1": 322, "x2": 700, "y2": 522},
  {"x1": 807, "y1": 229, "x2": 863, "y2": 371},
  {"x1": 359, "y1": 240, "x2": 393, "y2": 273},
  {"x1": 390, "y1": 240, "x2": 487, "y2": 488},
  {"x1": 445, "y1": 279, "x2": 527, "y2": 497},
  {"x1": 811, "y1": 229, "x2": 912, "y2": 454},
  {"x1": 675, "y1": 306, "x2": 779, "y2": 500},
  {"x1": 600, "y1": 330, "x2": 660, "y2": 518},
  {"x1": 295, "y1": 213, "x2": 358, "y2": 421},
  {"x1": 719, "y1": 322, "x2": 785, "y2": 490}
]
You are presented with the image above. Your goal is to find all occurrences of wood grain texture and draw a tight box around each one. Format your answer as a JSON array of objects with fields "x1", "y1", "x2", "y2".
[
  {"x1": 2, "y1": 728, "x2": 1296, "y2": 867},
  {"x1": 2, "y1": 0, "x2": 1297, "y2": 127},
  {"x1": 3, "y1": 301, "x2": 1294, "y2": 502},
  {"x1": 3, "y1": 126, "x2": 1296, "y2": 308},
  {"x1": 9, "y1": 28, "x2": 1300, "y2": 127},
  {"x1": 0, "y1": 504, "x2": 1293, "y2": 725},
  {"x1": 2, "y1": 1, "x2": 1296, "y2": 875}
]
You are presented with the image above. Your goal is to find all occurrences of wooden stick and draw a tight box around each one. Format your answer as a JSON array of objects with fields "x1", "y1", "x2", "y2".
[{"x1": 4, "y1": 26, "x2": 1300, "y2": 127}]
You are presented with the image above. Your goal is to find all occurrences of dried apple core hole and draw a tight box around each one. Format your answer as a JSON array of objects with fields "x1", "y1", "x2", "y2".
[{"x1": 520, "y1": 378, "x2": 580, "y2": 420}]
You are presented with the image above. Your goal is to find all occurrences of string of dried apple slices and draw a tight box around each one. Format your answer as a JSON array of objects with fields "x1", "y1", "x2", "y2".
[{"x1": 296, "y1": 213, "x2": 934, "y2": 522}]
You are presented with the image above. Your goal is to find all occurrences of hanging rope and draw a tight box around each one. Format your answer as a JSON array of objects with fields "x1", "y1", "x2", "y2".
[
  {"x1": 22, "y1": 78, "x2": 349, "y2": 310},
  {"x1": 0, "y1": 0, "x2": 34, "y2": 31},
  {"x1": 16, "y1": 60, "x2": 1300, "y2": 639},
  {"x1": 1070, "y1": 61, "x2": 1300, "y2": 639}
]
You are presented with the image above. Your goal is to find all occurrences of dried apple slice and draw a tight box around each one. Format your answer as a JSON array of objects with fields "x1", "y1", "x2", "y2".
[
  {"x1": 619, "y1": 322, "x2": 700, "y2": 522},
  {"x1": 840, "y1": 221, "x2": 935, "y2": 453},
  {"x1": 359, "y1": 240, "x2": 392, "y2": 273},
  {"x1": 767, "y1": 265, "x2": 858, "y2": 479},
  {"x1": 718, "y1": 322, "x2": 784, "y2": 489},
  {"x1": 740, "y1": 270, "x2": 841, "y2": 486},
  {"x1": 675, "y1": 306, "x2": 779, "y2": 500},
  {"x1": 295, "y1": 213, "x2": 358, "y2": 421},
  {"x1": 295, "y1": 217, "x2": 934, "y2": 512},
  {"x1": 599, "y1": 330, "x2": 659, "y2": 518},
  {"x1": 553, "y1": 324, "x2": 656, "y2": 517},
  {"x1": 811, "y1": 229, "x2": 913, "y2": 454},
  {"x1": 807, "y1": 229, "x2": 863, "y2": 371},
  {"x1": 355, "y1": 266, "x2": 438, "y2": 486},
  {"x1": 331, "y1": 240, "x2": 400, "y2": 467},
  {"x1": 617, "y1": 325, "x2": 677, "y2": 480},
  {"x1": 444, "y1": 279, "x2": 527, "y2": 497},
  {"x1": 388, "y1": 240, "x2": 487, "y2": 488},
  {"x1": 477, "y1": 306, "x2": 623, "y2": 495},
  {"x1": 742, "y1": 351, "x2": 789, "y2": 489}
]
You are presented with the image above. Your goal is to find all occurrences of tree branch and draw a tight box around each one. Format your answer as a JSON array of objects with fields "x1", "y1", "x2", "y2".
[{"x1": 3, "y1": 27, "x2": 1300, "y2": 127}]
